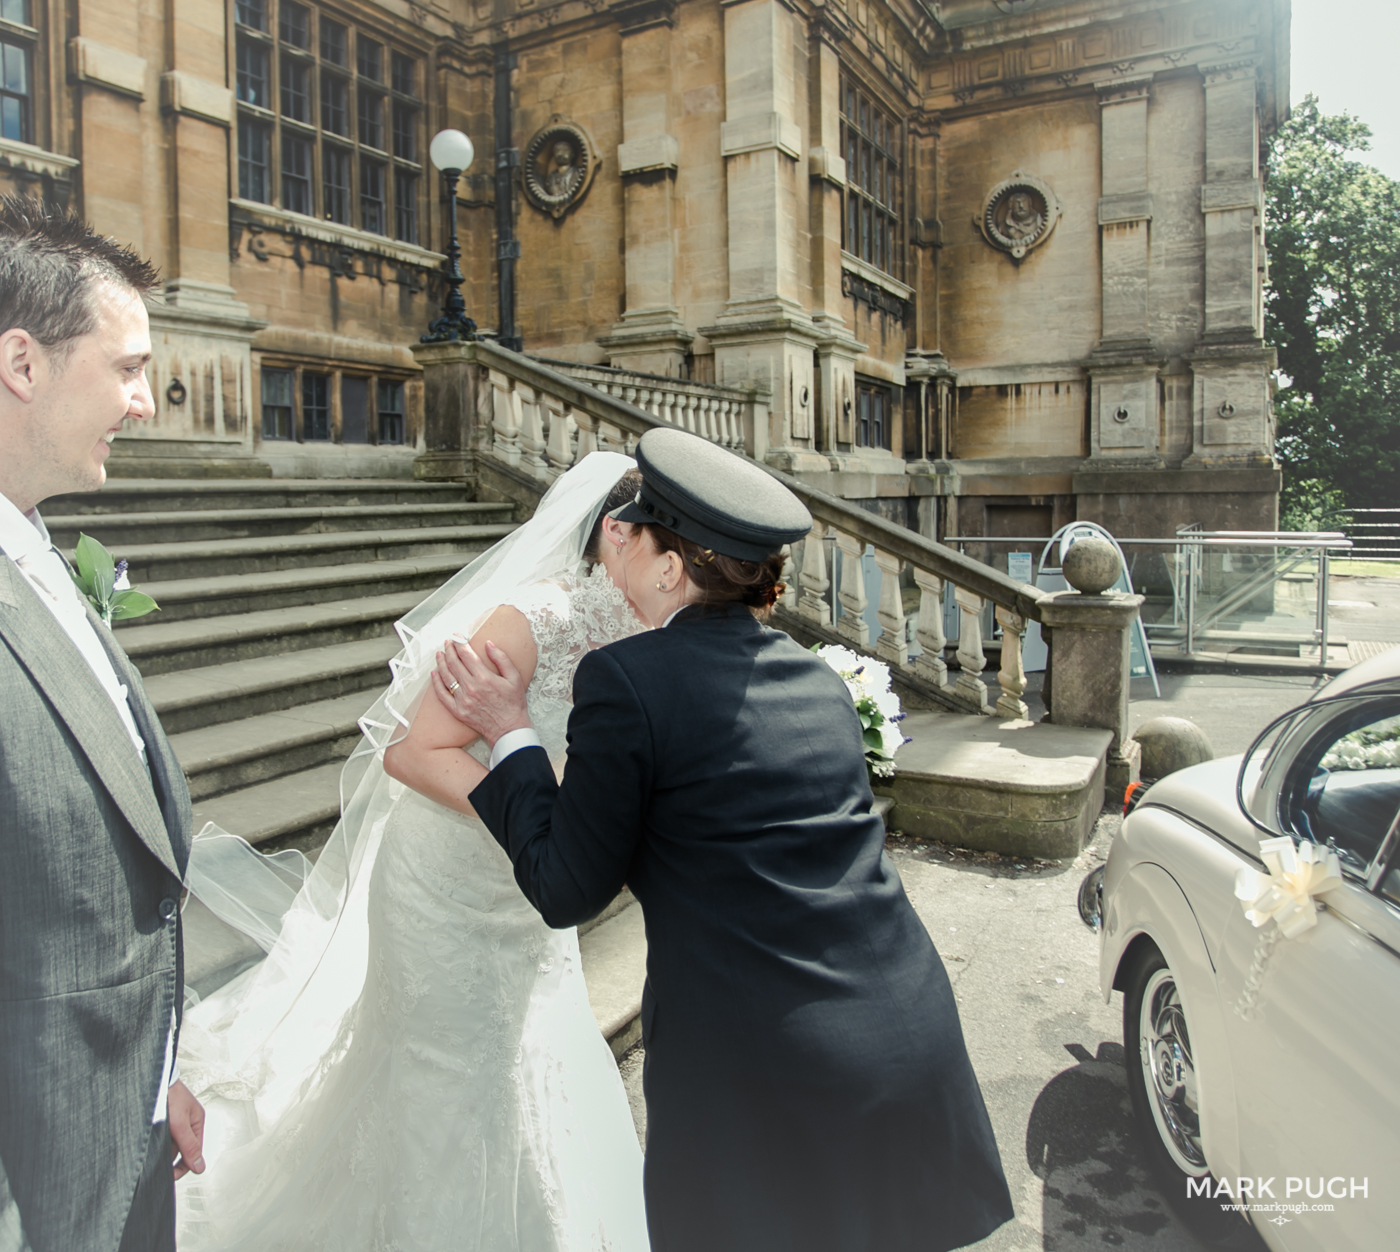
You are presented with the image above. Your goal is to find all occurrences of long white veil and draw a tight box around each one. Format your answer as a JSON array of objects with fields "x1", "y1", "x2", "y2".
[{"x1": 176, "y1": 451, "x2": 638, "y2": 1125}]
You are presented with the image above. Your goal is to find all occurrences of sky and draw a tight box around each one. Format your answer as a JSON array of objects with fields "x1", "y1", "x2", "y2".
[{"x1": 1291, "y1": 0, "x2": 1400, "y2": 179}]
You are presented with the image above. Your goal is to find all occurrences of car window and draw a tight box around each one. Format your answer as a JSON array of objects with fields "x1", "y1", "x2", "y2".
[{"x1": 1285, "y1": 708, "x2": 1400, "y2": 875}]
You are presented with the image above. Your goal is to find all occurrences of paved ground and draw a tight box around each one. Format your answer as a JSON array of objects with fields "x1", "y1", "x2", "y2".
[{"x1": 1326, "y1": 573, "x2": 1400, "y2": 644}]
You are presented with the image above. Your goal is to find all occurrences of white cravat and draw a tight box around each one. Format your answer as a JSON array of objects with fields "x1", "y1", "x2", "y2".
[
  {"x1": 0, "y1": 493, "x2": 173, "y2": 1119},
  {"x1": 0, "y1": 494, "x2": 146, "y2": 760}
]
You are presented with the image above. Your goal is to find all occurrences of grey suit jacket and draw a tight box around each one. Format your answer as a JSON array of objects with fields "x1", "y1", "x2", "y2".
[{"x1": 0, "y1": 559, "x2": 192, "y2": 1252}]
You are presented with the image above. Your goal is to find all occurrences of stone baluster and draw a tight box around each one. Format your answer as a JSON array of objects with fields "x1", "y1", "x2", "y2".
[
  {"x1": 488, "y1": 369, "x2": 522, "y2": 466},
  {"x1": 622, "y1": 386, "x2": 638, "y2": 412},
  {"x1": 834, "y1": 530, "x2": 869, "y2": 648},
  {"x1": 953, "y1": 586, "x2": 989, "y2": 711},
  {"x1": 706, "y1": 397, "x2": 722, "y2": 444},
  {"x1": 779, "y1": 545, "x2": 798, "y2": 609},
  {"x1": 873, "y1": 548, "x2": 908, "y2": 666},
  {"x1": 912, "y1": 568, "x2": 948, "y2": 688},
  {"x1": 637, "y1": 387, "x2": 655, "y2": 418},
  {"x1": 574, "y1": 409, "x2": 600, "y2": 461},
  {"x1": 994, "y1": 606, "x2": 1029, "y2": 720},
  {"x1": 544, "y1": 393, "x2": 574, "y2": 480},
  {"x1": 660, "y1": 390, "x2": 677, "y2": 428},
  {"x1": 682, "y1": 394, "x2": 699, "y2": 435},
  {"x1": 516, "y1": 383, "x2": 548, "y2": 479},
  {"x1": 719, "y1": 400, "x2": 736, "y2": 448},
  {"x1": 798, "y1": 522, "x2": 831, "y2": 625}
]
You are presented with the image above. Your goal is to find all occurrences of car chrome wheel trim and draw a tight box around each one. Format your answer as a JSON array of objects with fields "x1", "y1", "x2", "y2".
[{"x1": 1138, "y1": 967, "x2": 1208, "y2": 1176}]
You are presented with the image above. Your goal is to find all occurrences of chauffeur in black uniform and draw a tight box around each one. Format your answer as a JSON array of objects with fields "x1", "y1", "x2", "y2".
[{"x1": 438, "y1": 428, "x2": 1013, "y2": 1251}]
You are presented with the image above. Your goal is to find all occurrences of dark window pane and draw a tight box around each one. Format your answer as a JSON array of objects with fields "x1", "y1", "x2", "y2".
[
  {"x1": 279, "y1": 1, "x2": 310, "y2": 48},
  {"x1": 341, "y1": 376, "x2": 368, "y2": 443},
  {"x1": 320, "y1": 18, "x2": 347, "y2": 66},
  {"x1": 392, "y1": 101, "x2": 417, "y2": 161},
  {"x1": 303, "y1": 373, "x2": 331, "y2": 441},
  {"x1": 377, "y1": 379, "x2": 405, "y2": 445},
  {"x1": 358, "y1": 90, "x2": 383, "y2": 150},
  {"x1": 391, "y1": 51, "x2": 416, "y2": 97},
  {"x1": 3, "y1": 41, "x2": 27, "y2": 94},
  {"x1": 323, "y1": 146, "x2": 350, "y2": 223},
  {"x1": 235, "y1": 0, "x2": 267, "y2": 32},
  {"x1": 357, "y1": 36, "x2": 382, "y2": 82},
  {"x1": 321, "y1": 75, "x2": 347, "y2": 136},
  {"x1": 0, "y1": 0, "x2": 30, "y2": 25},
  {"x1": 394, "y1": 169, "x2": 417, "y2": 243},
  {"x1": 360, "y1": 159, "x2": 385, "y2": 235},
  {"x1": 238, "y1": 118, "x2": 271, "y2": 202},
  {"x1": 281, "y1": 133, "x2": 312, "y2": 215},
  {"x1": 280, "y1": 59, "x2": 309, "y2": 122},
  {"x1": 261, "y1": 368, "x2": 293, "y2": 440},
  {"x1": 236, "y1": 39, "x2": 270, "y2": 108},
  {"x1": 0, "y1": 40, "x2": 28, "y2": 143}
]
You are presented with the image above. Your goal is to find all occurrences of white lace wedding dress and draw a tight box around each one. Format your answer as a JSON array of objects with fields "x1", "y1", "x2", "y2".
[{"x1": 177, "y1": 564, "x2": 650, "y2": 1252}]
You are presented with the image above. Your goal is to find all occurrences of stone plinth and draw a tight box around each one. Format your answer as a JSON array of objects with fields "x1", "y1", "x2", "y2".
[
  {"x1": 1039, "y1": 589, "x2": 1144, "y2": 794},
  {"x1": 881, "y1": 711, "x2": 1111, "y2": 859}
]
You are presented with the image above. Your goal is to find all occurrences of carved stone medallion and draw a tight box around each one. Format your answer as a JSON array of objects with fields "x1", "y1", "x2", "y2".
[
  {"x1": 976, "y1": 171, "x2": 1061, "y2": 261},
  {"x1": 522, "y1": 118, "x2": 600, "y2": 220}
]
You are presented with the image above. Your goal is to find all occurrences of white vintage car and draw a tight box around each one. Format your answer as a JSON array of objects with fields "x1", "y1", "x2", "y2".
[{"x1": 1085, "y1": 649, "x2": 1400, "y2": 1250}]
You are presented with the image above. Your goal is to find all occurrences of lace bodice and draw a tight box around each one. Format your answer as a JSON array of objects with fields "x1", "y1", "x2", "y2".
[{"x1": 505, "y1": 562, "x2": 646, "y2": 727}]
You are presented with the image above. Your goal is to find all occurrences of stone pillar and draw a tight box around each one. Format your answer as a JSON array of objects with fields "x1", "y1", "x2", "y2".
[
  {"x1": 1038, "y1": 540, "x2": 1143, "y2": 793},
  {"x1": 411, "y1": 340, "x2": 489, "y2": 481},
  {"x1": 598, "y1": 0, "x2": 692, "y2": 376},
  {"x1": 1087, "y1": 74, "x2": 1160, "y2": 467},
  {"x1": 703, "y1": 0, "x2": 825, "y2": 473},
  {"x1": 1184, "y1": 59, "x2": 1274, "y2": 471},
  {"x1": 807, "y1": 8, "x2": 863, "y2": 455}
]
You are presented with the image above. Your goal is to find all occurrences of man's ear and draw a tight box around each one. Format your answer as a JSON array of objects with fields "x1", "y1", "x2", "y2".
[{"x1": 0, "y1": 329, "x2": 41, "y2": 403}]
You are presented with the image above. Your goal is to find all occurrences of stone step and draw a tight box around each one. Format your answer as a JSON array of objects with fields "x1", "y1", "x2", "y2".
[
  {"x1": 143, "y1": 637, "x2": 397, "y2": 733},
  {"x1": 580, "y1": 898, "x2": 648, "y2": 1059},
  {"x1": 125, "y1": 554, "x2": 471, "y2": 623},
  {"x1": 122, "y1": 590, "x2": 422, "y2": 675},
  {"x1": 90, "y1": 523, "x2": 515, "y2": 584},
  {"x1": 878, "y1": 710, "x2": 1113, "y2": 859},
  {"x1": 46, "y1": 501, "x2": 513, "y2": 547},
  {"x1": 49, "y1": 478, "x2": 482, "y2": 515},
  {"x1": 170, "y1": 690, "x2": 374, "y2": 801},
  {"x1": 190, "y1": 759, "x2": 344, "y2": 851}
]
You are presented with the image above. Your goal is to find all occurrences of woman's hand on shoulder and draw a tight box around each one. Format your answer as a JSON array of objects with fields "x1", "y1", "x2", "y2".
[{"x1": 432, "y1": 604, "x2": 538, "y2": 747}]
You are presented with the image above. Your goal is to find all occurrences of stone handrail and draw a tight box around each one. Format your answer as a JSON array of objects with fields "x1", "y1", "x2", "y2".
[
  {"x1": 529, "y1": 356, "x2": 763, "y2": 458},
  {"x1": 416, "y1": 337, "x2": 1043, "y2": 720}
]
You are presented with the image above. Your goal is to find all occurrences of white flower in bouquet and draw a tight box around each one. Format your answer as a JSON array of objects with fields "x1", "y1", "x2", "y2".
[{"x1": 813, "y1": 643, "x2": 911, "y2": 780}]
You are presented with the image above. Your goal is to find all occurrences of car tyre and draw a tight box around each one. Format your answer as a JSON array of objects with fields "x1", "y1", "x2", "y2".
[{"x1": 1123, "y1": 942, "x2": 1256, "y2": 1247}]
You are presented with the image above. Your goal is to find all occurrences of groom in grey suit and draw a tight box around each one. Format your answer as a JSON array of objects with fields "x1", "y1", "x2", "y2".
[{"x1": 0, "y1": 196, "x2": 205, "y2": 1252}]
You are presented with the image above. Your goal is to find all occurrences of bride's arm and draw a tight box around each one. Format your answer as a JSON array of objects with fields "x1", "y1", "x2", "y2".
[{"x1": 383, "y1": 605, "x2": 539, "y2": 817}]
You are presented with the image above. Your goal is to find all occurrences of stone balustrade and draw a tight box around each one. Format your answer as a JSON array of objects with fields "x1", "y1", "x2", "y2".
[{"x1": 412, "y1": 336, "x2": 1143, "y2": 787}]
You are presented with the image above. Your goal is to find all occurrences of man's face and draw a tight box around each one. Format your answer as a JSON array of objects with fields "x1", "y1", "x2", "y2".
[{"x1": 21, "y1": 283, "x2": 154, "y2": 504}]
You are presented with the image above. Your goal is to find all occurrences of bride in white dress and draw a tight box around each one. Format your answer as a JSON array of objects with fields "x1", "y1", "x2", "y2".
[{"x1": 175, "y1": 453, "x2": 652, "y2": 1251}]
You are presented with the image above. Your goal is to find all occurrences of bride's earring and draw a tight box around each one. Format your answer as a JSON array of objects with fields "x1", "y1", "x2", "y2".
[
  {"x1": 656, "y1": 580, "x2": 667, "y2": 592},
  {"x1": 616, "y1": 542, "x2": 625, "y2": 555}
]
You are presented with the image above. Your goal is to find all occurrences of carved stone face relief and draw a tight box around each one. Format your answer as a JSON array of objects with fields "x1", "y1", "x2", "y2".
[
  {"x1": 522, "y1": 118, "x2": 599, "y2": 219},
  {"x1": 976, "y1": 170, "x2": 1062, "y2": 261}
]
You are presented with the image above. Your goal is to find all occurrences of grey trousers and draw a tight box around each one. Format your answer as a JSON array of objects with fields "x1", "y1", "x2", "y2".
[{"x1": 117, "y1": 1122, "x2": 173, "y2": 1252}]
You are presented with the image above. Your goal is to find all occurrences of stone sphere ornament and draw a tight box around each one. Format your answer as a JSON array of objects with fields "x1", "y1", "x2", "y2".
[
  {"x1": 1061, "y1": 536, "x2": 1121, "y2": 595},
  {"x1": 1133, "y1": 716, "x2": 1215, "y2": 781},
  {"x1": 976, "y1": 170, "x2": 1061, "y2": 262}
]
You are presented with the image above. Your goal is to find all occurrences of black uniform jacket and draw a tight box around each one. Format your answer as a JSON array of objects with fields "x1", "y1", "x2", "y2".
[{"x1": 471, "y1": 604, "x2": 1013, "y2": 1252}]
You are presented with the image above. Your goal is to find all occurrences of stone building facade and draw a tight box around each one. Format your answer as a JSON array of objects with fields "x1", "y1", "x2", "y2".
[{"x1": 0, "y1": 0, "x2": 1286, "y2": 539}]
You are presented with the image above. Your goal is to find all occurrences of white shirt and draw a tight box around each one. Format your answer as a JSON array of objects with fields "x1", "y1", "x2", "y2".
[
  {"x1": 0, "y1": 493, "x2": 174, "y2": 1119},
  {"x1": 487, "y1": 602, "x2": 688, "y2": 770}
]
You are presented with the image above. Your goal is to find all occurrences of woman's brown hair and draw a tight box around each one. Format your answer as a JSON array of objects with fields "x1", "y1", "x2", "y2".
[{"x1": 646, "y1": 525, "x2": 786, "y2": 618}]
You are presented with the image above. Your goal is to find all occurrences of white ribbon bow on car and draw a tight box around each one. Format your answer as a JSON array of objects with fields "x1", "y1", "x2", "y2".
[{"x1": 1235, "y1": 836, "x2": 1343, "y2": 939}]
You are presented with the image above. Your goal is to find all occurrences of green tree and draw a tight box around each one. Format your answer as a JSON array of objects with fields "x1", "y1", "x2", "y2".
[{"x1": 1265, "y1": 94, "x2": 1400, "y2": 525}]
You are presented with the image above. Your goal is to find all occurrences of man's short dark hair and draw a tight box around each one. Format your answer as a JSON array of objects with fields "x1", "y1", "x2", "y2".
[{"x1": 0, "y1": 194, "x2": 160, "y2": 357}]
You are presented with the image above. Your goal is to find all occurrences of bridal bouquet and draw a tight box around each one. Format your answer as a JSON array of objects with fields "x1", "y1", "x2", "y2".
[
  {"x1": 813, "y1": 644, "x2": 909, "y2": 780},
  {"x1": 69, "y1": 533, "x2": 160, "y2": 626}
]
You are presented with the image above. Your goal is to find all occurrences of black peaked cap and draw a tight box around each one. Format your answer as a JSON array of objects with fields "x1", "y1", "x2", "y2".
[{"x1": 609, "y1": 427, "x2": 813, "y2": 562}]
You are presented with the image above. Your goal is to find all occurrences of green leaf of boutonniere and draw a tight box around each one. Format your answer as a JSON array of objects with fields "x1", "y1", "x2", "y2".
[
  {"x1": 108, "y1": 590, "x2": 160, "y2": 620},
  {"x1": 67, "y1": 533, "x2": 159, "y2": 626}
]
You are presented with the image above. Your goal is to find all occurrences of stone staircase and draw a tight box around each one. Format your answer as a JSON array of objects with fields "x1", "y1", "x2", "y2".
[{"x1": 46, "y1": 478, "x2": 515, "y2": 854}]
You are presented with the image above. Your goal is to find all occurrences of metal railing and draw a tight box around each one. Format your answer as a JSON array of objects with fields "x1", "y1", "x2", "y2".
[
  {"x1": 1324, "y1": 508, "x2": 1400, "y2": 563},
  {"x1": 943, "y1": 530, "x2": 1353, "y2": 661}
]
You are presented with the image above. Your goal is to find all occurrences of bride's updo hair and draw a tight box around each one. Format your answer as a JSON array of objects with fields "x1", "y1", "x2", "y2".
[
  {"x1": 582, "y1": 467, "x2": 644, "y2": 564},
  {"x1": 647, "y1": 525, "x2": 786, "y2": 619}
]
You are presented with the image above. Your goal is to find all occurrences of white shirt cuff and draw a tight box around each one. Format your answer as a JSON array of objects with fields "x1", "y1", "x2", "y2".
[{"x1": 489, "y1": 727, "x2": 542, "y2": 769}]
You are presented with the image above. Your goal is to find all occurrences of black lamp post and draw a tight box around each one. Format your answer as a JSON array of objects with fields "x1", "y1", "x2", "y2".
[{"x1": 421, "y1": 129, "x2": 479, "y2": 344}]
